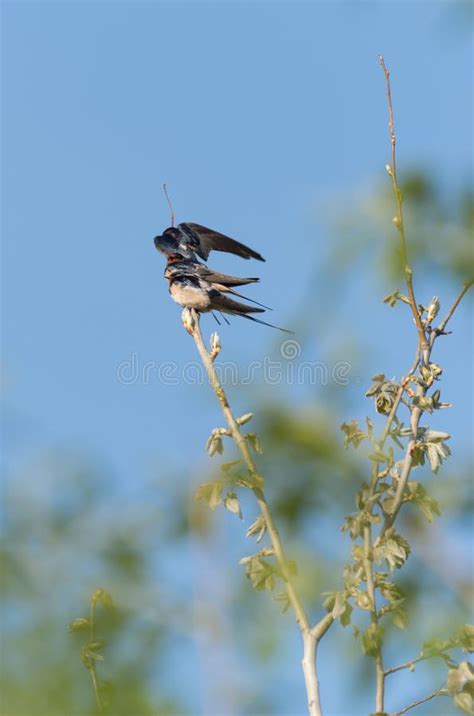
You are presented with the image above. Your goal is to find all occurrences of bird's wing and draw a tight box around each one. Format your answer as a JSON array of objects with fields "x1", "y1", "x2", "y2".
[
  {"x1": 195, "y1": 265, "x2": 260, "y2": 287},
  {"x1": 223, "y1": 288, "x2": 272, "y2": 310},
  {"x1": 208, "y1": 292, "x2": 265, "y2": 315},
  {"x1": 178, "y1": 223, "x2": 265, "y2": 262},
  {"x1": 210, "y1": 293, "x2": 291, "y2": 332}
]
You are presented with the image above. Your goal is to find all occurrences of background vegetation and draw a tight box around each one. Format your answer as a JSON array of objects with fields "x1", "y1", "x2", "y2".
[{"x1": 2, "y1": 2, "x2": 472, "y2": 715}]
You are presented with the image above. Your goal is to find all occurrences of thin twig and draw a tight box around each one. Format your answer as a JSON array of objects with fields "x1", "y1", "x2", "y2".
[
  {"x1": 436, "y1": 279, "x2": 473, "y2": 336},
  {"x1": 363, "y1": 522, "x2": 385, "y2": 712},
  {"x1": 384, "y1": 654, "x2": 424, "y2": 676},
  {"x1": 163, "y1": 183, "x2": 175, "y2": 227},
  {"x1": 355, "y1": 59, "x2": 473, "y2": 714},
  {"x1": 89, "y1": 599, "x2": 103, "y2": 712},
  {"x1": 187, "y1": 309, "x2": 322, "y2": 716},
  {"x1": 390, "y1": 687, "x2": 448, "y2": 716},
  {"x1": 380, "y1": 281, "x2": 473, "y2": 538},
  {"x1": 379, "y1": 55, "x2": 429, "y2": 363},
  {"x1": 90, "y1": 668, "x2": 103, "y2": 712}
]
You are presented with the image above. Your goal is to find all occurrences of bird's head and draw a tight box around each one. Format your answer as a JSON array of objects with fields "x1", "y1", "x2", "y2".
[{"x1": 153, "y1": 227, "x2": 179, "y2": 254}]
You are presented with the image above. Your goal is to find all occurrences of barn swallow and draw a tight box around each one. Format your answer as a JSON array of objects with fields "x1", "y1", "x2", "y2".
[
  {"x1": 164, "y1": 261, "x2": 290, "y2": 332},
  {"x1": 154, "y1": 223, "x2": 265, "y2": 263},
  {"x1": 164, "y1": 256, "x2": 272, "y2": 310}
]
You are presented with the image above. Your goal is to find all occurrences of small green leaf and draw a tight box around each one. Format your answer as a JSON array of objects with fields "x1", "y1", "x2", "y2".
[
  {"x1": 405, "y1": 481, "x2": 441, "y2": 521},
  {"x1": 447, "y1": 661, "x2": 474, "y2": 693},
  {"x1": 365, "y1": 374, "x2": 386, "y2": 397},
  {"x1": 236, "y1": 413, "x2": 253, "y2": 426},
  {"x1": 68, "y1": 617, "x2": 91, "y2": 633},
  {"x1": 340, "y1": 420, "x2": 366, "y2": 448},
  {"x1": 92, "y1": 589, "x2": 113, "y2": 609},
  {"x1": 425, "y1": 440, "x2": 451, "y2": 473},
  {"x1": 377, "y1": 577, "x2": 405, "y2": 605},
  {"x1": 81, "y1": 643, "x2": 105, "y2": 669},
  {"x1": 391, "y1": 608, "x2": 409, "y2": 630},
  {"x1": 368, "y1": 450, "x2": 389, "y2": 463},
  {"x1": 240, "y1": 553, "x2": 276, "y2": 591},
  {"x1": 245, "y1": 433, "x2": 263, "y2": 454},
  {"x1": 328, "y1": 591, "x2": 353, "y2": 626},
  {"x1": 413, "y1": 395, "x2": 434, "y2": 413},
  {"x1": 373, "y1": 531, "x2": 411, "y2": 571},
  {"x1": 453, "y1": 691, "x2": 473, "y2": 714},
  {"x1": 234, "y1": 471, "x2": 264, "y2": 490},
  {"x1": 224, "y1": 492, "x2": 242, "y2": 519},
  {"x1": 340, "y1": 602, "x2": 353, "y2": 627},
  {"x1": 274, "y1": 591, "x2": 291, "y2": 614},
  {"x1": 383, "y1": 288, "x2": 410, "y2": 308},
  {"x1": 361, "y1": 622, "x2": 384, "y2": 657},
  {"x1": 343, "y1": 564, "x2": 362, "y2": 591},
  {"x1": 221, "y1": 460, "x2": 241, "y2": 473},
  {"x1": 87, "y1": 641, "x2": 104, "y2": 652},
  {"x1": 355, "y1": 591, "x2": 372, "y2": 611},
  {"x1": 322, "y1": 591, "x2": 337, "y2": 612},
  {"x1": 421, "y1": 638, "x2": 454, "y2": 665},
  {"x1": 195, "y1": 480, "x2": 224, "y2": 510},
  {"x1": 457, "y1": 625, "x2": 474, "y2": 653},
  {"x1": 246, "y1": 515, "x2": 267, "y2": 543}
]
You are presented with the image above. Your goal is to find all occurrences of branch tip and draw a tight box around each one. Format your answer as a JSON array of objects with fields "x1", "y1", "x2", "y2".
[{"x1": 163, "y1": 183, "x2": 175, "y2": 227}]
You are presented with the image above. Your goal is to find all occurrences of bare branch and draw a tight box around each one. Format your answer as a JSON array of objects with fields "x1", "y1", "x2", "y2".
[
  {"x1": 390, "y1": 687, "x2": 448, "y2": 716},
  {"x1": 163, "y1": 183, "x2": 175, "y2": 227},
  {"x1": 384, "y1": 655, "x2": 424, "y2": 677},
  {"x1": 379, "y1": 55, "x2": 429, "y2": 362},
  {"x1": 187, "y1": 308, "x2": 323, "y2": 716},
  {"x1": 436, "y1": 279, "x2": 473, "y2": 337}
]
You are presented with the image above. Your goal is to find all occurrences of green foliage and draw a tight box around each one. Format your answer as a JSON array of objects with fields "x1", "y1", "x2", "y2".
[
  {"x1": 195, "y1": 454, "x2": 265, "y2": 518},
  {"x1": 373, "y1": 530, "x2": 411, "y2": 571},
  {"x1": 383, "y1": 288, "x2": 410, "y2": 308},
  {"x1": 322, "y1": 590, "x2": 353, "y2": 626},
  {"x1": 412, "y1": 435, "x2": 452, "y2": 473},
  {"x1": 365, "y1": 374, "x2": 399, "y2": 416},
  {"x1": 223, "y1": 491, "x2": 242, "y2": 519},
  {"x1": 341, "y1": 419, "x2": 367, "y2": 449},
  {"x1": 245, "y1": 432, "x2": 263, "y2": 455},
  {"x1": 361, "y1": 623, "x2": 385, "y2": 657},
  {"x1": 69, "y1": 588, "x2": 114, "y2": 710},
  {"x1": 403, "y1": 481, "x2": 441, "y2": 521},
  {"x1": 246, "y1": 515, "x2": 267, "y2": 543},
  {"x1": 240, "y1": 550, "x2": 278, "y2": 592},
  {"x1": 195, "y1": 479, "x2": 225, "y2": 510}
]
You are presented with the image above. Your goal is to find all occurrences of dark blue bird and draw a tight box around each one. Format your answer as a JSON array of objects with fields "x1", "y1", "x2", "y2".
[
  {"x1": 164, "y1": 256, "x2": 271, "y2": 309},
  {"x1": 154, "y1": 223, "x2": 265, "y2": 263},
  {"x1": 162, "y1": 256, "x2": 290, "y2": 332}
]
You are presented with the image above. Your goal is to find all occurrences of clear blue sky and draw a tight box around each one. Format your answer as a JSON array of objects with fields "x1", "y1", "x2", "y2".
[{"x1": 2, "y1": 2, "x2": 472, "y2": 714}]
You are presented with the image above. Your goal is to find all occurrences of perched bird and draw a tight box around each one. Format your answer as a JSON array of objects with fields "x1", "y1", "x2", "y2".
[
  {"x1": 154, "y1": 222, "x2": 265, "y2": 263},
  {"x1": 164, "y1": 259, "x2": 290, "y2": 332},
  {"x1": 164, "y1": 256, "x2": 271, "y2": 309}
]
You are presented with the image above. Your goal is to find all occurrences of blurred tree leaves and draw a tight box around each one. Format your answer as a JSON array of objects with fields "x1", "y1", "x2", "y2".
[
  {"x1": 1, "y1": 170, "x2": 472, "y2": 715},
  {"x1": 327, "y1": 171, "x2": 473, "y2": 284},
  {"x1": 1, "y1": 454, "x2": 182, "y2": 716}
]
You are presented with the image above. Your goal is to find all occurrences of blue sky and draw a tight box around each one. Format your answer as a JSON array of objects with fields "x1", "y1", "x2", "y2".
[
  {"x1": 3, "y1": 1, "x2": 472, "y2": 475},
  {"x1": 2, "y1": 2, "x2": 473, "y2": 714}
]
